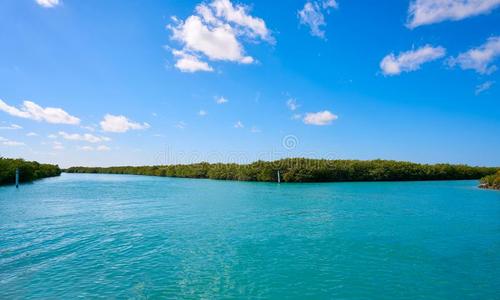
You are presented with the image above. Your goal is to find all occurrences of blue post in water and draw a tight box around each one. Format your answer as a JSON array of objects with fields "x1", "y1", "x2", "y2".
[{"x1": 15, "y1": 168, "x2": 19, "y2": 188}]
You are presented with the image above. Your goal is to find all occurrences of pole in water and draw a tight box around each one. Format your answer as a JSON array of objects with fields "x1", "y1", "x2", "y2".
[
  {"x1": 15, "y1": 168, "x2": 19, "y2": 188},
  {"x1": 277, "y1": 170, "x2": 281, "y2": 183}
]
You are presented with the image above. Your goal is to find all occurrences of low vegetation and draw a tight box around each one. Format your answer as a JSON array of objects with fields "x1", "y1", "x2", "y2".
[
  {"x1": 66, "y1": 159, "x2": 499, "y2": 183},
  {"x1": 479, "y1": 171, "x2": 500, "y2": 190},
  {"x1": 0, "y1": 157, "x2": 61, "y2": 186}
]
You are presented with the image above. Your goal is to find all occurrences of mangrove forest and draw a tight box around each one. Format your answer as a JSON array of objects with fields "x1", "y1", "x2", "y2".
[
  {"x1": 65, "y1": 159, "x2": 499, "y2": 183},
  {"x1": 0, "y1": 157, "x2": 61, "y2": 186},
  {"x1": 480, "y1": 171, "x2": 500, "y2": 190}
]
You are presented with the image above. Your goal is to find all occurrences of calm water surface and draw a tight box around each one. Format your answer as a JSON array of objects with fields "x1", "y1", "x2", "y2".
[{"x1": 0, "y1": 173, "x2": 499, "y2": 299}]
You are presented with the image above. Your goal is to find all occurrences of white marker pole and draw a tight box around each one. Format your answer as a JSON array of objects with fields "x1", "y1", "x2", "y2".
[{"x1": 15, "y1": 168, "x2": 19, "y2": 188}]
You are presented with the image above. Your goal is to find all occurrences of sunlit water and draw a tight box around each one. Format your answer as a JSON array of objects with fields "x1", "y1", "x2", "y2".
[{"x1": 0, "y1": 173, "x2": 499, "y2": 299}]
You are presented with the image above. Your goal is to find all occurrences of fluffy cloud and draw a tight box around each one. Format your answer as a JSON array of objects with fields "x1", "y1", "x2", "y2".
[
  {"x1": 475, "y1": 81, "x2": 494, "y2": 95},
  {"x1": 215, "y1": 96, "x2": 229, "y2": 104},
  {"x1": 100, "y1": 114, "x2": 150, "y2": 133},
  {"x1": 35, "y1": 0, "x2": 60, "y2": 8},
  {"x1": 448, "y1": 36, "x2": 500, "y2": 74},
  {"x1": 169, "y1": 0, "x2": 272, "y2": 72},
  {"x1": 298, "y1": 0, "x2": 338, "y2": 39},
  {"x1": 0, "y1": 99, "x2": 80, "y2": 125},
  {"x1": 0, "y1": 124, "x2": 22, "y2": 130},
  {"x1": 380, "y1": 45, "x2": 446, "y2": 75},
  {"x1": 172, "y1": 49, "x2": 214, "y2": 73},
  {"x1": 58, "y1": 131, "x2": 111, "y2": 143},
  {"x1": 407, "y1": 0, "x2": 500, "y2": 28},
  {"x1": 234, "y1": 120, "x2": 244, "y2": 128},
  {"x1": 303, "y1": 110, "x2": 338, "y2": 125}
]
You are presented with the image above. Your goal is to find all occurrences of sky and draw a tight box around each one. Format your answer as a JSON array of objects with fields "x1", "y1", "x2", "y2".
[{"x1": 0, "y1": 0, "x2": 499, "y2": 168}]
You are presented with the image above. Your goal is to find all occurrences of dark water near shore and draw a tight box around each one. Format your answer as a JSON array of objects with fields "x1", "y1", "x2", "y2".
[{"x1": 1, "y1": 173, "x2": 499, "y2": 299}]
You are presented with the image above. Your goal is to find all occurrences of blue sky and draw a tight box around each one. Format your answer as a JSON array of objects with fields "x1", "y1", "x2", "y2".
[{"x1": 0, "y1": 0, "x2": 499, "y2": 167}]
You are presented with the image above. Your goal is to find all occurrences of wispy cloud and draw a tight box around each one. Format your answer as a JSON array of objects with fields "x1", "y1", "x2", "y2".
[
  {"x1": 52, "y1": 141, "x2": 64, "y2": 150},
  {"x1": 448, "y1": 36, "x2": 500, "y2": 74},
  {"x1": 0, "y1": 136, "x2": 25, "y2": 147},
  {"x1": 175, "y1": 121, "x2": 187, "y2": 129},
  {"x1": 0, "y1": 99, "x2": 80, "y2": 125},
  {"x1": 475, "y1": 81, "x2": 495, "y2": 95},
  {"x1": 303, "y1": 110, "x2": 338, "y2": 126},
  {"x1": 58, "y1": 131, "x2": 111, "y2": 143},
  {"x1": 407, "y1": 0, "x2": 500, "y2": 28},
  {"x1": 35, "y1": 0, "x2": 60, "y2": 8},
  {"x1": 168, "y1": 0, "x2": 273, "y2": 72},
  {"x1": 380, "y1": 45, "x2": 446, "y2": 76},
  {"x1": 26, "y1": 132, "x2": 38, "y2": 137},
  {"x1": 198, "y1": 110, "x2": 208, "y2": 116},
  {"x1": 298, "y1": 0, "x2": 338, "y2": 39},
  {"x1": 286, "y1": 98, "x2": 300, "y2": 111},
  {"x1": 234, "y1": 120, "x2": 244, "y2": 128},
  {"x1": 0, "y1": 124, "x2": 22, "y2": 130},
  {"x1": 215, "y1": 96, "x2": 229, "y2": 104},
  {"x1": 100, "y1": 114, "x2": 150, "y2": 133}
]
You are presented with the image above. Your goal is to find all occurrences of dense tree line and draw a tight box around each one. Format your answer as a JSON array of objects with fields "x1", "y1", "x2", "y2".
[
  {"x1": 0, "y1": 157, "x2": 61, "y2": 185},
  {"x1": 65, "y1": 159, "x2": 499, "y2": 183},
  {"x1": 480, "y1": 171, "x2": 500, "y2": 190}
]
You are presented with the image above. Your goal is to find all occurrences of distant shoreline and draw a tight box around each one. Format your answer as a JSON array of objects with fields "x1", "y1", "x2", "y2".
[{"x1": 64, "y1": 159, "x2": 499, "y2": 184}]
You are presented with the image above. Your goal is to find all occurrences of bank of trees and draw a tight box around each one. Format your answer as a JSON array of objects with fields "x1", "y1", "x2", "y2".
[
  {"x1": 0, "y1": 158, "x2": 61, "y2": 185},
  {"x1": 65, "y1": 159, "x2": 499, "y2": 183},
  {"x1": 480, "y1": 171, "x2": 500, "y2": 190}
]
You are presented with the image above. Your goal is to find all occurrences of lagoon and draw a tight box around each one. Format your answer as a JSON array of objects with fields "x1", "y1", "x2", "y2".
[{"x1": 0, "y1": 173, "x2": 499, "y2": 299}]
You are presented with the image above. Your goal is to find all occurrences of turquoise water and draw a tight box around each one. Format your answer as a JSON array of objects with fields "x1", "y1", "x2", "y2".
[{"x1": 0, "y1": 174, "x2": 499, "y2": 299}]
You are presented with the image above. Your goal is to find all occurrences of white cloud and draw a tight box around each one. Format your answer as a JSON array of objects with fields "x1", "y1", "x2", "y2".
[
  {"x1": 448, "y1": 36, "x2": 500, "y2": 74},
  {"x1": 2, "y1": 140, "x2": 25, "y2": 147},
  {"x1": 172, "y1": 49, "x2": 214, "y2": 72},
  {"x1": 475, "y1": 81, "x2": 495, "y2": 95},
  {"x1": 58, "y1": 131, "x2": 111, "y2": 143},
  {"x1": 35, "y1": 0, "x2": 60, "y2": 8},
  {"x1": 198, "y1": 110, "x2": 208, "y2": 116},
  {"x1": 292, "y1": 113, "x2": 302, "y2": 120},
  {"x1": 407, "y1": 0, "x2": 500, "y2": 28},
  {"x1": 48, "y1": 134, "x2": 58, "y2": 139},
  {"x1": 234, "y1": 120, "x2": 244, "y2": 128},
  {"x1": 169, "y1": 0, "x2": 272, "y2": 72},
  {"x1": 97, "y1": 145, "x2": 111, "y2": 152},
  {"x1": 303, "y1": 110, "x2": 338, "y2": 125},
  {"x1": 175, "y1": 121, "x2": 187, "y2": 129},
  {"x1": 380, "y1": 45, "x2": 446, "y2": 75},
  {"x1": 52, "y1": 141, "x2": 64, "y2": 150},
  {"x1": 209, "y1": 0, "x2": 273, "y2": 41},
  {"x1": 81, "y1": 125, "x2": 96, "y2": 132},
  {"x1": 100, "y1": 114, "x2": 150, "y2": 133},
  {"x1": 215, "y1": 96, "x2": 229, "y2": 104},
  {"x1": 0, "y1": 99, "x2": 80, "y2": 125},
  {"x1": 298, "y1": 0, "x2": 338, "y2": 39},
  {"x1": 286, "y1": 98, "x2": 299, "y2": 111},
  {"x1": 26, "y1": 132, "x2": 38, "y2": 137},
  {"x1": 0, "y1": 136, "x2": 25, "y2": 147},
  {"x1": 0, "y1": 124, "x2": 22, "y2": 130},
  {"x1": 78, "y1": 146, "x2": 94, "y2": 152}
]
